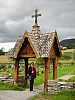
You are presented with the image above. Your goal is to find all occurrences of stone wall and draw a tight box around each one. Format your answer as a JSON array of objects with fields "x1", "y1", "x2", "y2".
[{"x1": 48, "y1": 80, "x2": 75, "y2": 94}]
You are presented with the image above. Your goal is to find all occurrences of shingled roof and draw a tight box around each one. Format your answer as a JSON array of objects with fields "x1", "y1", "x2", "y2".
[{"x1": 8, "y1": 24, "x2": 60, "y2": 59}]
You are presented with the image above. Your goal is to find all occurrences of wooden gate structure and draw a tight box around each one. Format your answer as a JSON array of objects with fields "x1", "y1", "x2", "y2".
[{"x1": 8, "y1": 9, "x2": 61, "y2": 92}]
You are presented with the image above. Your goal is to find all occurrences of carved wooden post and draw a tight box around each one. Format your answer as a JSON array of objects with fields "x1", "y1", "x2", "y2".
[
  {"x1": 25, "y1": 58, "x2": 28, "y2": 86},
  {"x1": 44, "y1": 58, "x2": 50, "y2": 92},
  {"x1": 14, "y1": 59, "x2": 19, "y2": 83},
  {"x1": 53, "y1": 57, "x2": 58, "y2": 80}
]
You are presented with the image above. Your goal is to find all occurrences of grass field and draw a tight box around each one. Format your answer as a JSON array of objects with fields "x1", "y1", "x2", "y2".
[
  {"x1": 62, "y1": 49, "x2": 75, "y2": 52},
  {"x1": 0, "y1": 63, "x2": 75, "y2": 90},
  {"x1": 61, "y1": 49, "x2": 75, "y2": 61},
  {"x1": 0, "y1": 82, "x2": 25, "y2": 90},
  {"x1": 0, "y1": 55, "x2": 14, "y2": 64},
  {"x1": 0, "y1": 49, "x2": 75, "y2": 90}
]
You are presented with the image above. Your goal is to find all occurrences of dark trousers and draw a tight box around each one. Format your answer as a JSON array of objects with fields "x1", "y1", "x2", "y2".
[{"x1": 30, "y1": 78, "x2": 34, "y2": 91}]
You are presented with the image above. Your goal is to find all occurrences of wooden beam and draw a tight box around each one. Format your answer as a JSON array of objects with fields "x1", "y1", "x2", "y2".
[
  {"x1": 53, "y1": 57, "x2": 58, "y2": 80},
  {"x1": 19, "y1": 54, "x2": 36, "y2": 58},
  {"x1": 14, "y1": 59, "x2": 19, "y2": 83},
  {"x1": 44, "y1": 58, "x2": 50, "y2": 92},
  {"x1": 25, "y1": 58, "x2": 28, "y2": 86}
]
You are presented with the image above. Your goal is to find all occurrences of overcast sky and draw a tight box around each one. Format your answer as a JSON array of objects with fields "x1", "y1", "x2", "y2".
[{"x1": 0, "y1": 0, "x2": 75, "y2": 43}]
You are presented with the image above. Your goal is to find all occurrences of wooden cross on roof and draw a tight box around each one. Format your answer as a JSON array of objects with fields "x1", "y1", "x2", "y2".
[{"x1": 32, "y1": 9, "x2": 41, "y2": 25}]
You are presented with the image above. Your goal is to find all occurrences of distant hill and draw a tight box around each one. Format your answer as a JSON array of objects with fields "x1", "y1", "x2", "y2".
[{"x1": 60, "y1": 39, "x2": 75, "y2": 49}]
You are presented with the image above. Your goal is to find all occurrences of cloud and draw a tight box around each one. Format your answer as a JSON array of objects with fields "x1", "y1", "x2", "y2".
[
  {"x1": 0, "y1": 42, "x2": 15, "y2": 52},
  {"x1": 0, "y1": 0, "x2": 75, "y2": 42}
]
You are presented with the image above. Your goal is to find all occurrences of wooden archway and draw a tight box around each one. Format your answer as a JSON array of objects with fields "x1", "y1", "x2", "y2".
[
  {"x1": 14, "y1": 37, "x2": 36, "y2": 85},
  {"x1": 13, "y1": 32, "x2": 60, "y2": 92}
]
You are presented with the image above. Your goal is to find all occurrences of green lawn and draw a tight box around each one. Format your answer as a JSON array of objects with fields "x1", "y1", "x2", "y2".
[
  {"x1": 61, "y1": 52, "x2": 72, "y2": 60},
  {"x1": 0, "y1": 82, "x2": 25, "y2": 91},
  {"x1": 58, "y1": 64, "x2": 75, "y2": 77},
  {"x1": 30, "y1": 89, "x2": 75, "y2": 100},
  {"x1": 0, "y1": 49, "x2": 75, "y2": 89},
  {"x1": 61, "y1": 49, "x2": 75, "y2": 61}
]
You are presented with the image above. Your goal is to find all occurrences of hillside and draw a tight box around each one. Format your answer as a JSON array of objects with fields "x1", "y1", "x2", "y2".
[
  {"x1": 60, "y1": 39, "x2": 75, "y2": 49},
  {"x1": 0, "y1": 55, "x2": 14, "y2": 64}
]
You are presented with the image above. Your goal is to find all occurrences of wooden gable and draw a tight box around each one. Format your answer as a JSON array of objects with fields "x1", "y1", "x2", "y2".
[
  {"x1": 48, "y1": 36, "x2": 61, "y2": 59},
  {"x1": 18, "y1": 37, "x2": 36, "y2": 58},
  {"x1": 49, "y1": 46, "x2": 56, "y2": 59},
  {"x1": 53, "y1": 37, "x2": 61, "y2": 57}
]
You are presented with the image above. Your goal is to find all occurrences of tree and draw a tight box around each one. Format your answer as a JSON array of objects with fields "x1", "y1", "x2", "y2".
[{"x1": 0, "y1": 48, "x2": 5, "y2": 55}]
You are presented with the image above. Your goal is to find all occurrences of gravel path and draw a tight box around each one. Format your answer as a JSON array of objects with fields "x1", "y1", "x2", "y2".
[
  {"x1": 0, "y1": 90, "x2": 40, "y2": 100},
  {"x1": 0, "y1": 90, "x2": 31, "y2": 100},
  {"x1": 0, "y1": 85, "x2": 43, "y2": 100}
]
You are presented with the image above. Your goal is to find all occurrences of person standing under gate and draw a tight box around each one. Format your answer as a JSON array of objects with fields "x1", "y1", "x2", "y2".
[{"x1": 28, "y1": 62, "x2": 36, "y2": 91}]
